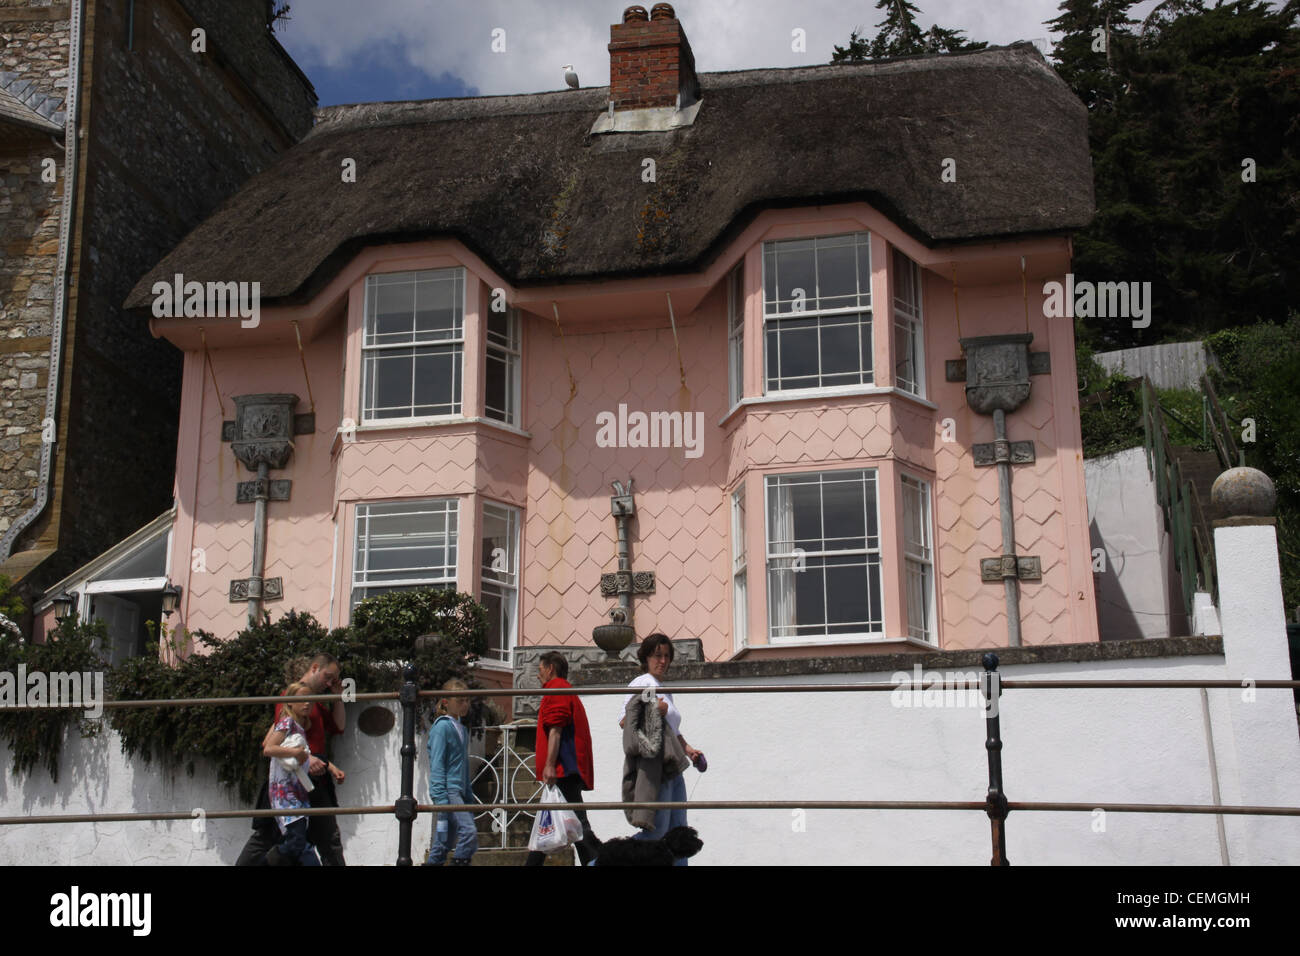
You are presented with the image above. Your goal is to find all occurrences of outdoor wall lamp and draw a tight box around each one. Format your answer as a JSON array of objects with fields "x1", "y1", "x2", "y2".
[
  {"x1": 52, "y1": 591, "x2": 78, "y2": 623},
  {"x1": 161, "y1": 583, "x2": 182, "y2": 617}
]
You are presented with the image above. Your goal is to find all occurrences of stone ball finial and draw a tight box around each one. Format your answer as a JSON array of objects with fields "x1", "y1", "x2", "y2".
[
  {"x1": 650, "y1": 3, "x2": 676, "y2": 21},
  {"x1": 623, "y1": 5, "x2": 649, "y2": 22},
  {"x1": 1211, "y1": 466, "x2": 1276, "y2": 518}
]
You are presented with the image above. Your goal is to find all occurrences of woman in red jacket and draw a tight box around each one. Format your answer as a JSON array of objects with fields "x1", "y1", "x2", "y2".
[{"x1": 525, "y1": 651, "x2": 599, "y2": 866}]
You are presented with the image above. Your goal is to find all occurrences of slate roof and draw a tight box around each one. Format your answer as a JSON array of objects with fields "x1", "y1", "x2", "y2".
[
  {"x1": 125, "y1": 43, "x2": 1094, "y2": 309},
  {"x1": 0, "y1": 72, "x2": 64, "y2": 136}
]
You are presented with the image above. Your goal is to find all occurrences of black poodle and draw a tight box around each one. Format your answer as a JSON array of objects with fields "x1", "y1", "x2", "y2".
[{"x1": 591, "y1": 826, "x2": 703, "y2": 866}]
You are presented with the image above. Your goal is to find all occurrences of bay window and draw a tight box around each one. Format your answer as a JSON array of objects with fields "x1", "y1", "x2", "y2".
[
  {"x1": 762, "y1": 232, "x2": 873, "y2": 393},
  {"x1": 352, "y1": 499, "x2": 458, "y2": 609},
  {"x1": 479, "y1": 502, "x2": 520, "y2": 664},
  {"x1": 766, "y1": 468, "x2": 883, "y2": 641},
  {"x1": 892, "y1": 248, "x2": 925, "y2": 397},
  {"x1": 901, "y1": 474, "x2": 935, "y2": 643},
  {"x1": 484, "y1": 307, "x2": 521, "y2": 426},
  {"x1": 362, "y1": 268, "x2": 464, "y2": 421},
  {"x1": 732, "y1": 485, "x2": 748, "y2": 651}
]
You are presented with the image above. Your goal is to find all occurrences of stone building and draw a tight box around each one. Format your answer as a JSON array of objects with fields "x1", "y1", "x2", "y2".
[{"x1": 0, "y1": 0, "x2": 315, "y2": 611}]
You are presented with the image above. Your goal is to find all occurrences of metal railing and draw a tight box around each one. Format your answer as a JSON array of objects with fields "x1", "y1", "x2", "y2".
[
  {"x1": 1140, "y1": 377, "x2": 1218, "y2": 614},
  {"x1": 2, "y1": 658, "x2": 1300, "y2": 865}
]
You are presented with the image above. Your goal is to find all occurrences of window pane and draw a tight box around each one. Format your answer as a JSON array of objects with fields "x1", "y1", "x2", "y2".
[
  {"x1": 816, "y1": 239, "x2": 859, "y2": 309},
  {"x1": 373, "y1": 280, "x2": 414, "y2": 343},
  {"x1": 370, "y1": 352, "x2": 413, "y2": 418},
  {"x1": 414, "y1": 272, "x2": 461, "y2": 339},
  {"x1": 772, "y1": 240, "x2": 815, "y2": 314}
]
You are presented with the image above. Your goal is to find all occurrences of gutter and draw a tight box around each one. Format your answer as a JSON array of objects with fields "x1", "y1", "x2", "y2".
[{"x1": 0, "y1": 0, "x2": 84, "y2": 566}]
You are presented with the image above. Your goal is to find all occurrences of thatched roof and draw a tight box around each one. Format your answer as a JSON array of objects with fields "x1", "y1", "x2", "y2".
[{"x1": 126, "y1": 43, "x2": 1093, "y2": 309}]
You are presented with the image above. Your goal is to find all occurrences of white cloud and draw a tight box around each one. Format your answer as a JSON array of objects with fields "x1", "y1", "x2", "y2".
[{"x1": 277, "y1": 0, "x2": 1172, "y2": 99}]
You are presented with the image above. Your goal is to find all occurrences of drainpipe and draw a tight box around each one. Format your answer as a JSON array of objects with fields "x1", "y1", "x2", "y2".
[
  {"x1": 247, "y1": 460, "x2": 270, "y2": 625},
  {"x1": 948, "y1": 333, "x2": 1051, "y2": 649},
  {"x1": 0, "y1": 0, "x2": 85, "y2": 565},
  {"x1": 993, "y1": 409, "x2": 1022, "y2": 648}
]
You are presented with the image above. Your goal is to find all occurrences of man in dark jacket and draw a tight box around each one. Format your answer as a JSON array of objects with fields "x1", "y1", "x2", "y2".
[{"x1": 524, "y1": 651, "x2": 599, "y2": 866}]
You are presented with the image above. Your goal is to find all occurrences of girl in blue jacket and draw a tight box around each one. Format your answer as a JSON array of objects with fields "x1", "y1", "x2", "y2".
[{"x1": 423, "y1": 678, "x2": 478, "y2": 866}]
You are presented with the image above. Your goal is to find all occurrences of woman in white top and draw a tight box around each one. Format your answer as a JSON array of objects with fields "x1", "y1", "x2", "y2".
[{"x1": 620, "y1": 633, "x2": 703, "y2": 865}]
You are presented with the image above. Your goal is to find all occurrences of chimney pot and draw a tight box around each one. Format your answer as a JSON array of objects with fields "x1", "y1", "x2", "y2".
[
  {"x1": 650, "y1": 3, "x2": 676, "y2": 20},
  {"x1": 623, "y1": 5, "x2": 649, "y2": 22}
]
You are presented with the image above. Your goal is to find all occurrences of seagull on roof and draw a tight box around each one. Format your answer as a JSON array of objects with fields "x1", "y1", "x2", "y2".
[{"x1": 563, "y1": 65, "x2": 579, "y2": 90}]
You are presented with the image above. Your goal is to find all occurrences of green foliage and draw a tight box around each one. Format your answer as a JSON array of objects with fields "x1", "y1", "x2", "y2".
[
  {"x1": 103, "y1": 591, "x2": 489, "y2": 804},
  {"x1": 351, "y1": 587, "x2": 489, "y2": 660},
  {"x1": 1051, "y1": 0, "x2": 1300, "y2": 350},
  {"x1": 0, "y1": 574, "x2": 25, "y2": 622},
  {"x1": 0, "y1": 619, "x2": 107, "y2": 781},
  {"x1": 1154, "y1": 386, "x2": 1212, "y2": 451},
  {"x1": 831, "y1": 0, "x2": 984, "y2": 62},
  {"x1": 1077, "y1": 343, "x2": 1145, "y2": 457},
  {"x1": 1206, "y1": 318, "x2": 1300, "y2": 606}
]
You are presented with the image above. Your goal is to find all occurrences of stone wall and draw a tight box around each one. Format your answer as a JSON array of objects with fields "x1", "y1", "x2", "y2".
[
  {"x1": 0, "y1": 1, "x2": 70, "y2": 542},
  {"x1": 1, "y1": 0, "x2": 315, "y2": 591}
]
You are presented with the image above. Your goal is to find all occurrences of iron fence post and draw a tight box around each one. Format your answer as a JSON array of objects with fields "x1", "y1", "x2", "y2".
[
  {"x1": 395, "y1": 664, "x2": 418, "y2": 866},
  {"x1": 982, "y1": 652, "x2": 1010, "y2": 866}
]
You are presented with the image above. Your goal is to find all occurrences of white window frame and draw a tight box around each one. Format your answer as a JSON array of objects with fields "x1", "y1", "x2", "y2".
[
  {"x1": 892, "y1": 248, "x2": 925, "y2": 398},
  {"x1": 764, "y1": 468, "x2": 884, "y2": 644},
  {"x1": 727, "y1": 264, "x2": 745, "y2": 409},
  {"x1": 901, "y1": 474, "x2": 936, "y2": 644},
  {"x1": 761, "y1": 232, "x2": 873, "y2": 395},
  {"x1": 484, "y1": 307, "x2": 522, "y2": 427},
  {"x1": 361, "y1": 268, "x2": 465, "y2": 423},
  {"x1": 479, "y1": 500, "x2": 520, "y2": 666},
  {"x1": 352, "y1": 498, "x2": 459, "y2": 610},
  {"x1": 731, "y1": 485, "x2": 748, "y2": 652}
]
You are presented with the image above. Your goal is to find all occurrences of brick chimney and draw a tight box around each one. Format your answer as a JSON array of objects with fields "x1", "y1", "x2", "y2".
[{"x1": 608, "y1": 4, "x2": 700, "y2": 112}]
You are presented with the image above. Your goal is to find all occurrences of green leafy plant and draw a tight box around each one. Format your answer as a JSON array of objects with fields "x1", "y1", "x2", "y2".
[
  {"x1": 106, "y1": 594, "x2": 489, "y2": 803},
  {"x1": 0, "y1": 574, "x2": 26, "y2": 622},
  {"x1": 0, "y1": 619, "x2": 107, "y2": 781}
]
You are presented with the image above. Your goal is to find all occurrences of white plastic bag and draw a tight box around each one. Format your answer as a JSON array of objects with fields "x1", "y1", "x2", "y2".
[{"x1": 528, "y1": 785, "x2": 577, "y2": 854}]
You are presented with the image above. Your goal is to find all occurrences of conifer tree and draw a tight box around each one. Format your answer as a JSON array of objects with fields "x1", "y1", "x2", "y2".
[{"x1": 832, "y1": 1, "x2": 985, "y2": 62}]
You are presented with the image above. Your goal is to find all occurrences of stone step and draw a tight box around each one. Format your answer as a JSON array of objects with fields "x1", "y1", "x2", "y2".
[{"x1": 469, "y1": 847, "x2": 574, "y2": 866}]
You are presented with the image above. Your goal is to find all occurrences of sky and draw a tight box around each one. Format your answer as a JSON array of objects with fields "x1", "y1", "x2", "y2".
[{"x1": 274, "y1": 0, "x2": 1169, "y2": 107}]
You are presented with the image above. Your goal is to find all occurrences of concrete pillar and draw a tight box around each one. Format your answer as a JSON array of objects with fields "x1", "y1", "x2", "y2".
[{"x1": 1212, "y1": 467, "x2": 1300, "y2": 864}]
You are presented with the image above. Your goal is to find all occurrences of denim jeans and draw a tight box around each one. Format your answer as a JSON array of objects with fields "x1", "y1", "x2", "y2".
[
  {"x1": 273, "y1": 818, "x2": 321, "y2": 866},
  {"x1": 425, "y1": 789, "x2": 478, "y2": 865},
  {"x1": 633, "y1": 772, "x2": 689, "y2": 866}
]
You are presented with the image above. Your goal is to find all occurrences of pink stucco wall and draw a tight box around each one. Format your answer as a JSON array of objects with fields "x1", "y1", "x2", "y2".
[{"x1": 155, "y1": 204, "x2": 1098, "y2": 666}]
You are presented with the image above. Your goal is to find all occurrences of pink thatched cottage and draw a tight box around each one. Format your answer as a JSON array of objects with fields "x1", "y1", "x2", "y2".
[{"x1": 41, "y1": 6, "x2": 1099, "y2": 693}]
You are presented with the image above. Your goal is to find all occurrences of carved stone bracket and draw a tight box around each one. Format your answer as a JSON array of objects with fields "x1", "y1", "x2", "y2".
[
  {"x1": 229, "y1": 576, "x2": 284, "y2": 602},
  {"x1": 224, "y1": 393, "x2": 301, "y2": 471},
  {"x1": 980, "y1": 556, "x2": 1042, "y2": 582},
  {"x1": 600, "y1": 570, "x2": 655, "y2": 596},
  {"x1": 236, "y1": 478, "x2": 292, "y2": 504},
  {"x1": 973, "y1": 440, "x2": 1036, "y2": 467}
]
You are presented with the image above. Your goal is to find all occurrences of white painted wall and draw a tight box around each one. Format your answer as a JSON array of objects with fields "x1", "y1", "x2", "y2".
[
  {"x1": 0, "y1": 703, "x2": 410, "y2": 866},
  {"x1": 579, "y1": 652, "x2": 1296, "y2": 866},
  {"x1": 1086, "y1": 446, "x2": 1187, "y2": 639}
]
